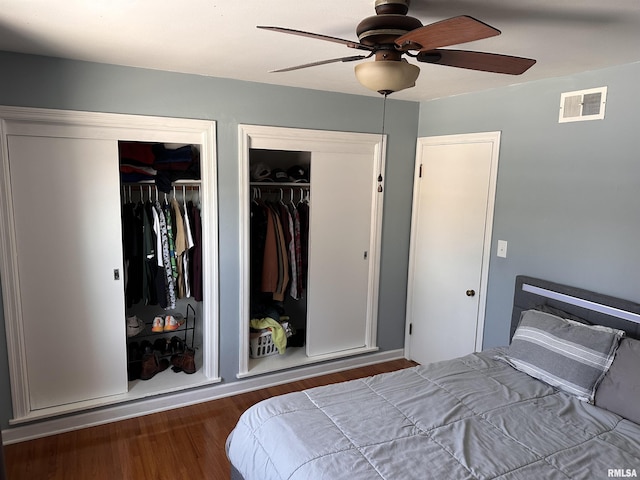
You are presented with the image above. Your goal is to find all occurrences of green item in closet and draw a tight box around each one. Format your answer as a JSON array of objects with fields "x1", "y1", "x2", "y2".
[{"x1": 250, "y1": 317, "x2": 287, "y2": 354}]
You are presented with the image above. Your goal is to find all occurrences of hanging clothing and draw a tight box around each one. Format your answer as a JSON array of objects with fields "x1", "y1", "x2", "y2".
[
  {"x1": 291, "y1": 204, "x2": 303, "y2": 300},
  {"x1": 279, "y1": 203, "x2": 298, "y2": 300},
  {"x1": 150, "y1": 204, "x2": 166, "y2": 309},
  {"x1": 121, "y1": 186, "x2": 201, "y2": 309},
  {"x1": 183, "y1": 198, "x2": 195, "y2": 298},
  {"x1": 142, "y1": 202, "x2": 158, "y2": 306},
  {"x1": 163, "y1": 202, "x2": 178, "y2": 284},
  {"x1": 260, "y1": 204, "x2": 279, "y2": 295},
  {"x1": 298, "y1": 201, "x2": 310, "y2": 292},
  {"x1": 271, "y1": 205, "x2": 290, "y2": 302},
  {"x1": 171, "y1": 197, "x2": 187, "y2": 299},
  {"x1": 189, "y1": 201, "x2": 203, "y2": 302},
  {"x1": 122, "y1": 201, "x2": 143, "y2": 307},
  {"x1": 258, "y1": 202, "x2": 290, "y2": 302},
  {"x1": 154, "y1": 200, "x2": 175, "y2": 310},
  {"x1": 250, "y1": 191, "x2": 308, "y2": 303}
]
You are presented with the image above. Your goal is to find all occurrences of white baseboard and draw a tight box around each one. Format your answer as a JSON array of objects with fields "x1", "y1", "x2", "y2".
[{"x1": 2, "y1": 349, "x2": 405, "y2": 445}]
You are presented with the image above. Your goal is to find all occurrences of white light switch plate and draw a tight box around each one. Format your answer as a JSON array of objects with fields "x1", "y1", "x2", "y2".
[{"x1": 497, "y1": 240, "x2": 508, "y2": 258}]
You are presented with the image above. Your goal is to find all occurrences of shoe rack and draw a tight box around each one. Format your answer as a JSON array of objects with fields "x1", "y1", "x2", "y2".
[{"x1": 127, "y1": 304, "x2": 196, "y2": 381}]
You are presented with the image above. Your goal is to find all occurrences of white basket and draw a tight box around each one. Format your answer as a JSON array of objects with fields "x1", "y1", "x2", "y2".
[{"x1": 250, "y1": 330, "x2": 278, "y2": 358}]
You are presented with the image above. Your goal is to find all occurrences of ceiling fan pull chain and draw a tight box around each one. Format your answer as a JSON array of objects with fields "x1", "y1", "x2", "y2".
[
  {"x1": 378, "y1": 93, "x2": 387, "y2": 193},
  {"x1": 381, "y1": 91, "x2": 388, "y2": 135}
]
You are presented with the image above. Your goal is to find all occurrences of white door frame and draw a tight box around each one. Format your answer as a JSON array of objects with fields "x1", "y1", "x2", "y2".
[
  {"x1": 237, "y1": 124, "x2": 385, "y2": 377},
  {"x1": 0, "y1": 106, "x2": 219, "y2": 421},
  {"x1": 404, "y1": 131, "x2": 501, "y2": 359}
]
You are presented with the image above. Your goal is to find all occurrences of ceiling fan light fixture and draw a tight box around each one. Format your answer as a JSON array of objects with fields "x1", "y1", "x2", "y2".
[{"x1": 354, "y1": 59, "x2": 420, "y2": 95}]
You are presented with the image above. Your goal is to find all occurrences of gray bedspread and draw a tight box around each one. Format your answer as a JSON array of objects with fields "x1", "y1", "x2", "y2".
[{"x1": 226, "y1": 349, "x2": 640, "y2": 479}]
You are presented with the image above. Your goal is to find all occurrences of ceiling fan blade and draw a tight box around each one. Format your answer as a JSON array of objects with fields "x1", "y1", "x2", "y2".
[
  {"x1": 269, "y1": 55, "x2": 370, "y2": 73},
  {"x1": 417, "y1": 49, "x2": 536, "y2": 75},
  {"x1": 395, "y1": 15, "x2": 500, "y2": 51},
  {"x1": 257, "y1": 26, "x2": 374, "y2": 51}
]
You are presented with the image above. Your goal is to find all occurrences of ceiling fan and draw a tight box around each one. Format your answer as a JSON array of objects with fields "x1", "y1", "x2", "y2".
[{"x1": 258, "y1": 0, "x2": 536, "y2": 95}]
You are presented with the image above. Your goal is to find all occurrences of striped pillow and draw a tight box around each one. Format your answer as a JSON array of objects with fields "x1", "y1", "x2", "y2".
[{"x1": 504, "y1": 309, "x2": 625, "y2": 403}]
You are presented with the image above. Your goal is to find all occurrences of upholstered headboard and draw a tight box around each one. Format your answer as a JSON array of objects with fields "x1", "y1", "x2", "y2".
[{"x1": 511, "y1": 275, "x2": 640, "y2": 341}]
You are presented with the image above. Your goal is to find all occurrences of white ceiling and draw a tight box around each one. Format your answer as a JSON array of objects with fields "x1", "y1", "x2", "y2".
[{"x1": 1, "y1": 0, "x2": 639, "y2": 102}]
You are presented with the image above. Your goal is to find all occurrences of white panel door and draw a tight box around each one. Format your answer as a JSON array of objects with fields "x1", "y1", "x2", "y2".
[
  {"x1": 8, "y1": 135, "x2": 128, "y2": 410},
  {"x1": 306, "y1": 151, "x2": 375, "y2": 357},
  {"x1": 406, "y1": 133, "x2": 499, "y2": 365}
]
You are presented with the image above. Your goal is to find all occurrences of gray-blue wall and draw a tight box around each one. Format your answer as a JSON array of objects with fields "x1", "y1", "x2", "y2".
[
  {"x1": 419, "y1": 61, "x2": 640, "y2": 348},
  {"x1": 0, "y1": 51, "x2": 419, "y2": 428},
  {"x1": 2, "y1": 49, "x2": 638, "y2": 430}
]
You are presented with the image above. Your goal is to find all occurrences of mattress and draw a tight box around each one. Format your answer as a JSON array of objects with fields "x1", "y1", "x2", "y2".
[{"x1": 226, "y1": 348, "x2": 640, "y2": 479}]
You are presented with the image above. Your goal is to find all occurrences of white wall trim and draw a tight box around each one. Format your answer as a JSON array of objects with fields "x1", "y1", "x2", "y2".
[
  {"x1": 1, "y1": 349, "x2": 405, "y2": 445},
  {"x1": 238, "y1": 125, "x2": 252, "y2": 377},
  {"x1": 0, "y1": 118, "x2": 31, "y2": 420}
]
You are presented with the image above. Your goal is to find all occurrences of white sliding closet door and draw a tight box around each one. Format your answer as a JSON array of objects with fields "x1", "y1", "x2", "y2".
[
  {"x1": 8, "y1": 135, "x2": 128, "y2": 410},
  {"x1": 306, "y1": 151, "x2": 375, "y2": 357}
]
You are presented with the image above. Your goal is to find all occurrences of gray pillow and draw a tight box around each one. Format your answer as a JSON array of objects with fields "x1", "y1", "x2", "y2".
[
  {"x1": 503, "y1": 309, "x2": 625, "y2": 403},
  {"x1": 535, "y1": 304, "x2": 592, "y2": 325},
  {"x1": 594, "y1": 337, "x2": 640, "y2": 424}
]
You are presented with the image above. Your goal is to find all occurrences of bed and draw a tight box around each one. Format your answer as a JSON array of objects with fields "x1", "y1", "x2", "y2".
[{"x1": 226, "y1": 276, "x2": 640, "y2": 479}]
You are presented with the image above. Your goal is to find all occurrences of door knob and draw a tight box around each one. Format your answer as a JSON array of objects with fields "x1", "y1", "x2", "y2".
[{"x1": 466, "y1": 289, "x2": 476, "y2": 297}]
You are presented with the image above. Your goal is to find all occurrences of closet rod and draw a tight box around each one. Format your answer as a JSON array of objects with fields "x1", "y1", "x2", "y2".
[
  {"x1": 251, "y1": 186, "x2": 309, "y2": 193},
  {"x1": 121, "y1": 183, "x2": 201, "y2": 204},
  {"x1": 121, "y1": 183, "x2": 201, "y2": 193},
  {"x1": 252, "y1": 186, "x2": 310, "y2": 204},
  {"x1": 250, "y1": 182, "x2": 309, "y2": 188},
  {"x1": 121, "y1": 182, "x2": 201, "y2": 187}
]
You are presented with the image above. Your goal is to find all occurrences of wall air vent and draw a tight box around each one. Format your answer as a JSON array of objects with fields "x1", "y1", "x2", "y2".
[{"x1": 559, "y1": 86, "x2": 607, "y2": 123}]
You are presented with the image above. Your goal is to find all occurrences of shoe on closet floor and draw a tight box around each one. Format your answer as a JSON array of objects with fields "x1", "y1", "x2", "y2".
[
  {"x1": 140, "y1": 352, "x2": 170, "y2": 380},
  {"x1": 127, "y1": 341, "x2": 142, "y2": 381},
  {"x1": 153, "y1": 338, "x2": 169, "y2": 355},
  {"x1": 140, "y1": 340, "x2": 153, "y2": 355},
  {"x1": 171, "y1": 348, "x2": 196, "y2": 374},
  {"x1": 127, "y1": 341, "x2": 140, "y2": 361},
  {"x1": 170, "y1": 336, "x2": 184, "y2": 354},
  {"x1": 151, "y1": 316, "x2": 164, "y2": 332},
  {"x1": 163, "y1": 314, "x2": 185, "y2": 332}
]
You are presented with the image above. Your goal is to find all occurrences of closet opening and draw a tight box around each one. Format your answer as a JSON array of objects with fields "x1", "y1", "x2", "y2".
[
  {"x1": 1, "y1": 109, "x2": 219, "y2": 424},
  {"x1": 239, "y1": 125, "x2": 383, "y2": 379},
  {"x1": 118, "y1": 141, "x2": 206, "y2": 395},
  {"x1": 249, "y1": 148, "x2": 311, "y2": 370}
]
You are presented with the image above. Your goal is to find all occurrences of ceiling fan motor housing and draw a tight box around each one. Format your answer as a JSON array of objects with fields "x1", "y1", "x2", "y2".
[
  {"x1": 374, "y1": 0, "x2": 410, "y2": 15},
  {"x1": 357, "y1": 14, "x2": 423, "y2": 46},
  {"x1": 358, "y1": 0, "x2": 421, "y2": 46}
]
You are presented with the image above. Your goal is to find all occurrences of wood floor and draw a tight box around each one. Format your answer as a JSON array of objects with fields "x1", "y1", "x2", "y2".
[{"x1": 4, "y1": 358, "x2": 416, "y2": 480}]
